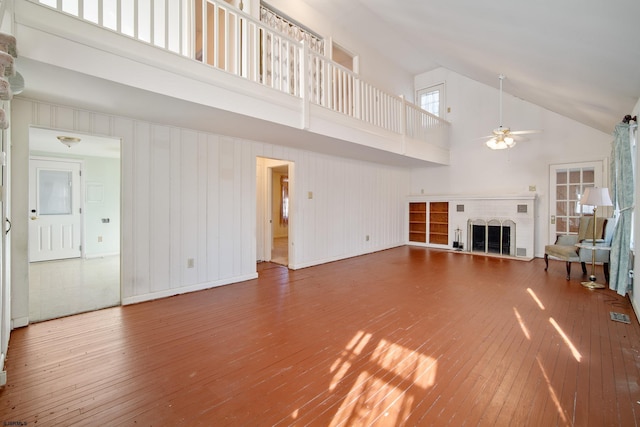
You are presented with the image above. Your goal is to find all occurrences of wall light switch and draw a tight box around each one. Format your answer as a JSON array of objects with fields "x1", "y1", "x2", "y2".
[
  {"x1": 187, "y1": 258, "x2": 195, "y2": 268},
  {"x1": 529, "y1": 185, "x2": 536, "y2": 192},
  {"x1": 308, "y1": 191, "x2": 313, "y2": 199}
]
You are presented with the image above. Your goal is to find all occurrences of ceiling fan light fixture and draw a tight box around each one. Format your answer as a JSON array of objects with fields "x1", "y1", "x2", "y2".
[
  {"x1": 57, "y1": 135, "x2": 81, "y2": 148},
  {"x1": 486, "y1": 136, "x2": 516, "y2": 150}
]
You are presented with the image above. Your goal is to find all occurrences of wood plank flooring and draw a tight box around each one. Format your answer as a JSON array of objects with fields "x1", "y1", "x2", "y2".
[{"x1": 1, "y1": 246, "x2": 639, "y2": 426}]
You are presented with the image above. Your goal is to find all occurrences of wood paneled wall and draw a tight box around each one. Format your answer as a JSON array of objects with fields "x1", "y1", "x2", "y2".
[{"x1": 10, "y1": 98, "x2": 409, "y2": 322}]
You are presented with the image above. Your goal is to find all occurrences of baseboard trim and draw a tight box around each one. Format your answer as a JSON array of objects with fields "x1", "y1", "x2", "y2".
[
  {"x1": 122, "y1": 272, "x2": 259, "y2": 305},
  {"x1": 85, "y1": 252, "x2": 120, "y2": 259},
  {"x1": 12, "y1": 316, "x2": 29, "y2": 329}
]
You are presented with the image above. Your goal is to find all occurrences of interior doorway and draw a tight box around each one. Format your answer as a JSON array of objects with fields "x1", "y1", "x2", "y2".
[
  {"x1": 28, "y1": 127, "x2": 121, "y2": 322},
  {"x1": 270, "y1": 164, "x2": 289, "y2": 265},
  {"x1": 257, "y1": 157, "x2": 293, "y2": 267}
]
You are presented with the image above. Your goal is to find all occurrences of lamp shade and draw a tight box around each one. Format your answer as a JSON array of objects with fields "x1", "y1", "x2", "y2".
[{"x1": 581, "y1": 187, "x2": 613, "y2": 207}]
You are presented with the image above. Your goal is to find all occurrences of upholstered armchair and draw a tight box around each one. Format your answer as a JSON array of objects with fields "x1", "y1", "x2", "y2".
[{"x1": 544, "y1": 216, "x2": 614, "y2": 281}]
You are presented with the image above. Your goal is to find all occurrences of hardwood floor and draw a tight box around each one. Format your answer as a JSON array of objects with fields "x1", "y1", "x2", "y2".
[
  {"x1": 271, "y1": 236, "x2": 288, "y2": 266},
  {"x1": 1, "y1": 246, "x2": 639, "y2": 426}
]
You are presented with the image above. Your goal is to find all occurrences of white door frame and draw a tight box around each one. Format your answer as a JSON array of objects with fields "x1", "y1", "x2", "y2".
[
  {"x1": 257, "y1": 157, "x2": 294, "y2": 267},
  {"x1": 548, "y1": 160, "x2": 606, "y2": 244}
]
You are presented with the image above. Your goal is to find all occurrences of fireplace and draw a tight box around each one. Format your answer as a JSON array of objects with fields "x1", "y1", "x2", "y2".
[{"x1": 468, "y1": 219, "x2": 516, "y2": 256}]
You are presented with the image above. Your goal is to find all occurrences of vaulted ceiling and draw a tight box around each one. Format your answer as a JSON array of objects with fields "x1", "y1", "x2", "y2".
[{"x1": 300, "y1": 0, "x2": 640, "y2": 134}]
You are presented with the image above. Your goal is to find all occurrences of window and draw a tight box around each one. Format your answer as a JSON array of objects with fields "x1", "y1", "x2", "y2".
[
  {"x1": 331, "y1": 42, "x2": 357, "y2": 72},
  {"x1": 416, "y1": 83, "x2": 445, "y2": 117}
]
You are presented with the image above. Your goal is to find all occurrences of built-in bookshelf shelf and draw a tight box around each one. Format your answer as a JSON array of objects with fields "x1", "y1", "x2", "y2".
[
  {"x1": 429, "y1": 202, "x2": 449, "y2": 245},
  {"x1": 409, "y1": 202, "x2": 427, "y2": 243}
]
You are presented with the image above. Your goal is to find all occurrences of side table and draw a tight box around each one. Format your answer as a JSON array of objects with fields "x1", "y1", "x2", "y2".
[{"x1": 575, "y1": 242, "x2": 612, "y2": 289}]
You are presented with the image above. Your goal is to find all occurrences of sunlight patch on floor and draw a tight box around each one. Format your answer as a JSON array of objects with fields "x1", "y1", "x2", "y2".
[
  {"x1": 330, "y1": 331, "x2": 372, "y2": 391},
  {"x1": 329, "y1": 333, "x2": 438, "y2": 426},
  {"x1": 536, "y1": 355, "x2": 570, "y2": 424},
  {"x1": 513, "y1": 307, "x2": 531, "y2": 340},
  {"x1": 549, "y1": 317, "x2": 582, "y2": 362},
  {"x1": 526, "y1": 288, "x2": 546, "y2": 310}
]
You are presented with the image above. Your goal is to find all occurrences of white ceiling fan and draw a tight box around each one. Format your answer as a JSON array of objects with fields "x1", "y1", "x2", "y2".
[{"x1": 484, "y1": 74, "x2": 539, "y2": 149}]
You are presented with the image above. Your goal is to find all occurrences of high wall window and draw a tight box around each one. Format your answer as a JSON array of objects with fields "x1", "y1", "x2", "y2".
[{"x1": 417, "y1": 83, "x2": 445, "y2": 117}]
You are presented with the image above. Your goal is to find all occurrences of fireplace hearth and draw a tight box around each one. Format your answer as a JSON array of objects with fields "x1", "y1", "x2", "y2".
[{"x1": 468, "y1": 219, "x2": 516, "y2": 257}]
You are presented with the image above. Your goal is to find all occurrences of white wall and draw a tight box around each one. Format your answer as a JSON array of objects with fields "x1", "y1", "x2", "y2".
[
  {"x1": 411, "y1": 68, "x2": 613, "y2": 257},
  {"x1": 82, "y1": 156, "x2": 121, "y2": 257},
  {"x1": 10, "y1": 98, "x2": 409, "y2": 324}
]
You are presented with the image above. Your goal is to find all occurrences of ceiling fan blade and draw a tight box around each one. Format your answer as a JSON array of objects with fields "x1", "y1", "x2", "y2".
[{"x1": 510, "y1": 129, "x2": 542, "y2": 135}]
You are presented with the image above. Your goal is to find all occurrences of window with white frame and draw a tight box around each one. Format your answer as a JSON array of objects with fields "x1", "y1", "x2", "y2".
[{"x1": 417, "y1": 83, "x2": 445, "y2": 117}]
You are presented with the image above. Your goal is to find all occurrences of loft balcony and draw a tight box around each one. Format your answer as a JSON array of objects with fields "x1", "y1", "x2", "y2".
[{"x1": 14, "y1": 0, "x2": 450, "y2": 166}]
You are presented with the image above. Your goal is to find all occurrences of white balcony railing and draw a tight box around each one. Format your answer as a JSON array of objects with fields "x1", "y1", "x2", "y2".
[{"x1": 32, "y1": 0, "x2": 449, "y2": 147}]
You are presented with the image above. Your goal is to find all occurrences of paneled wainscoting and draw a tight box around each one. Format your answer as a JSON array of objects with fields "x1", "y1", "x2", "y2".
[{"x1": 1, "y1": 246, "x2": 638, "y2": 425}]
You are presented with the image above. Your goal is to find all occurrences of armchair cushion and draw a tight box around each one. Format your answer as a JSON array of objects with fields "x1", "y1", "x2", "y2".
[
  {"x1": 544, "y1": 216, "x2": 611, "y2": 281},
  {"x1": 545, "y1": 243, "x2": 579, "y2": 261},
  {"x1": 578, "y1": 217, "x2": 615, "y2": 263}
]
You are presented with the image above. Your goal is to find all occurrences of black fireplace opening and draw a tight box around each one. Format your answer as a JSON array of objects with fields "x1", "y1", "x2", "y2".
[{"x1": 472, "y1": 225, "x2": 511, "y2": 255}]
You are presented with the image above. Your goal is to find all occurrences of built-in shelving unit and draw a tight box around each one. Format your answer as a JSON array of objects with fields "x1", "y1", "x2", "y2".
[
  {"x1": 409, "y1": 202, "x2": 427, "y2": 243},
  {"x1": 429, "y1": 202, "x2": 449, "y2": 245}
]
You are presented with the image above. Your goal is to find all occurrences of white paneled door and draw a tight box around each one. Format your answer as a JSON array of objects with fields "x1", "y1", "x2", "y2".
[{"x1": 29, "y1": 158, "x2": 82, "y2": 262}]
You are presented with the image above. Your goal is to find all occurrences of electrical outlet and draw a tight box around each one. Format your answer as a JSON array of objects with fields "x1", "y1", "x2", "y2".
[
  {"x1": 97, "y1": 236, "x2": 103, "y2": 243},
  {"x1": 187, "y1": 258, "x2": 195, "y2": 268},
  {"x1": 366, "y1": 235, "x2": 370, "y2": 241}
]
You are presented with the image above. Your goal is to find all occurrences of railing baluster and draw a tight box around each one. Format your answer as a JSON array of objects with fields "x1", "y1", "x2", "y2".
[
  {"x1": 164, "y1": 0, "x2": 169, "y2": 51},
  {"x1": 213, "y1": 3, "x2": 218, "y2": 68},
  {"x1": 133, "y1": 0, "x2": 139, "y2": 41},
  {"x1": 201, "y1": 0, "x2": 208, "y2": 64},
  {"x1": 224, "y1": 7, "x2": 229, "y2": 72},
  {"x1": 149, "y1": 0, "x2": 154, "y2": 46},
  {"x1": 117, "y1": 0, "x2": 122, "y2": 33}
]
